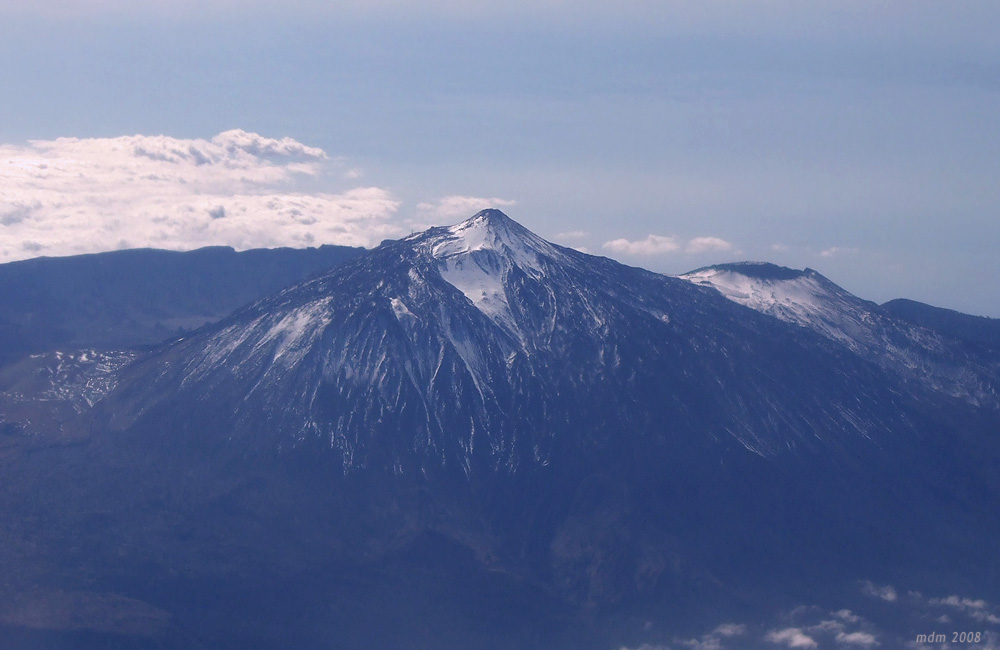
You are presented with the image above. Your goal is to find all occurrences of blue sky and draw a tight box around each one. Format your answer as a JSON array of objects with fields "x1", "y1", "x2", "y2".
[{"x1": 2, "y1": 1, "x2": 999, "y2": 315}]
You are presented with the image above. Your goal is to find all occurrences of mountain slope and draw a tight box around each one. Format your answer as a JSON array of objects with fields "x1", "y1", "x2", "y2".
[
  {"x1": 0, "y1": 244, "x2": 364, "y2": 364},
  {"x1": 681, "y1": 262, "x2": 1000, "y2": 407},
  {"x1": 883, "y1": 297, "x2": 1000, "y2": 351},
  {"x1": 1, "y1": 212, "x2": 999, "y2": 650},
  {"x1": 103, "y1": 213, "x2": 934, "y2": 467}
]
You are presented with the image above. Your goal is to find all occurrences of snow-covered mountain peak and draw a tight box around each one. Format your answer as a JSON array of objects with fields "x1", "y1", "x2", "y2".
[
  {"x1": 406, "y1": 210, "x2": 569, "y2": 333},
  {"x1": 412, "y1": 209, "x2": 561, "y2": 267}
]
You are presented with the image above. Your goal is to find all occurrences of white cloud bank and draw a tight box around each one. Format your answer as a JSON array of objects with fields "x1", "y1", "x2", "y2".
[{"x1": 0, "y1": 130, "x2": 404, "y2": 263}]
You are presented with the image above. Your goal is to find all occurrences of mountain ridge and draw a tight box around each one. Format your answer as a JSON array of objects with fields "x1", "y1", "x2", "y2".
[
  {"x1": 680, "y1": 261, "x2": 1000, "y2": 409},
  {"x1": 0, "y1": 243, "x2": 365, "y2": 365}
]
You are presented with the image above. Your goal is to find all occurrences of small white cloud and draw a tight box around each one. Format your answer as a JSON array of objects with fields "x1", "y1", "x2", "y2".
[
  {"x1": 810, "y1": 619, "x2": 845, "y2": 633},
  {"x1": 929, "y1": 595, "x2": 1000, "y2": 624},
  {"x1": 675, "y1": 622, "x2": 747, "y2": 650},
  {"x1": 806, "y1": 610, "x2": 879, "y2": 647},
  {"x1": 861, "y1": 581, "x2": 898, "y2": 602},
  {"x1": 555, "y1": 230, "x2": 588, "y2": 240},
  {"x1": 766, "y1": 628, "x2": 818, "y2": 648},
  {"x1": 836, "y1": 630, "x2": 879, "y2": 647},
  {"x1": 604, "y1": 234, "x2": 734, "y2": 256},
  {"x1": 929, "y1": 595, "x2": 987, "y2": 609},
  {"x1": 0, "y1": 130, "x2": 403, "y2": 262},
  {"x1": 820, "y1": 246, "x2": 860, "y2": 258},
  {"x1": 416, "y1": 195, "x2": 516, "y2": 222},
  {"x1": 834, "y1": 610, "x2": 861, "y2": 623},
  {"x1": 712, "y1": 623, "x2": 747, "y2": 637},
  {"x1": 771, "y1": 243, "x2": 790, "y2": 252},
  {"x1": 604, "y1": 234, "x2": 680, "y2": 255},
  {"x1": 686, "y1": 236, "x2": 733, "y2": 254}
]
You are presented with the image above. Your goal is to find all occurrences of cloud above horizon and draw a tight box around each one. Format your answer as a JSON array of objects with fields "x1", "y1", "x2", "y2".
[
  {"x1": 604, "y1": 235, "x2": 680, "y2": 255},
  {"x1": 415, "y1": 195, "x2": 517, "y2": 225},
  {"x1": 0, "y1": 130, "x2": 404, "y2": 262},
  {"x1": 603, "y1": 234, "x2": 733, "y2": 256}
]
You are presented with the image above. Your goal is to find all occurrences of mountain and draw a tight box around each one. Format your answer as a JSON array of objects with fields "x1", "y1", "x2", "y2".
[
  {"x1": 882, "y1": 297, "x2": 1000, "y2": 352},
  {"x1": 98, "y1": 214, "x2": 975, "y2": 467},
  {"x1": 1, "y1": 212, "x2": 999, "y2": 650},
  {"x1": 681, "y1": 262, "x2": 1000, "y2": 408},
  {"x1": 0, "y1": 244, "x2": 364, "y2": 365}
]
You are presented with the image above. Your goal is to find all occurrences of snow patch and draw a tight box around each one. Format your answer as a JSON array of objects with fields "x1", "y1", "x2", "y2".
[
  {"x1": 391, "y1": 297, "x2": 417, "y2": 321},
  {"x1": 680, "y1": 265, "x2": 997, "y2": 407},
  {"x1": 681, "y1": 267, "x2": 868, "y2": 349},
  {"x1": 261, "y1": 299, "x2": 333, "y2": 364},
  {"x1": 438, "y1": 255, "x2": 518, "y2": 332},
  {"x1": 413, "y1": 210, "x2": 572, "y2": 337}
]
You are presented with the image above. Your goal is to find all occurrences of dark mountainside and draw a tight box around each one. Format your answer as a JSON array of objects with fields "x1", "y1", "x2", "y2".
[
  {"x1": 0, "y1": 211, "x2": 998, "y2": 650},
  {"x1": 883, "y1": 297, "x2": 1000, "y2": 352},
  {"x1": 0, "y1": 243, "x2": 363, "y2": 365}
]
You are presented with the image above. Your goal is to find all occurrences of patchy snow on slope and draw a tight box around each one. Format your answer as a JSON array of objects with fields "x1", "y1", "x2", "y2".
[
  {"x1": 681, "y1": 264, "x2": 999, "y2": 406},
  {"x1": 258, "y1": 298, "x2": 333, "y2": 365},
  {"x1": 681, "y1": 266, "x2": 873, "y2": 350},
  {"x1": 438, "y1": 255, "x2": 518, "y2": 332},
  {"x1": 182, "y1": 298, "x2": 332, "y2": 387},
  {"x1": 390, "y1": 297, "x2": 417, "y2": 321}
]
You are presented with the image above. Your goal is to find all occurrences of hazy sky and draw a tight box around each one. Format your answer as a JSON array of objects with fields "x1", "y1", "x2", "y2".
[{"x1": 2, "y1": 1, "x2": 998, "y2": 315}]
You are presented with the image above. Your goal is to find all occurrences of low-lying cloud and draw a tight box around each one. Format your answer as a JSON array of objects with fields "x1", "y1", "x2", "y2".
[
  {"x1": 614, "y1": 584, "x2": 1000, "y2": 650},
  {"x1": 929, "y1": 595, "x2": 1000, "y2": 624},
  {"x1": 766, "y1": 627, "x2": 819, "y2": 649},
  {"x1": 0, "y1": 130, "x2": 404, "y2": 263},
  {"x1": 675, "y1": 622, "x2": 747, "y2": 649}
]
